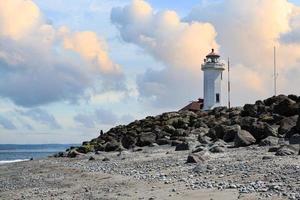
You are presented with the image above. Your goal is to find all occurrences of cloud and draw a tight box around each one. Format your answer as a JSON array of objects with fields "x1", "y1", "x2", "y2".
[
  {"x1": 74, "y1": 109, "x2": 135, "y2": 128},
  {"x1": 18, "y1": 108, "x2": 61, "y2": 129},
  {"x1": 111, "y1": 0, "x2": 218, "y2": 108},
  {"x1": 0, "y1": 115, "x2": 16, "y2": 130},
  {"x1": 0, "y1": 0, "x2": 125, "y2": 107}
]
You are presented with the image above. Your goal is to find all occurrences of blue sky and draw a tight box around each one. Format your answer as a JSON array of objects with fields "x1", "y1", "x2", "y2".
[{"x1": 1, "y1": 0, "x2": 300, "y2": 144}]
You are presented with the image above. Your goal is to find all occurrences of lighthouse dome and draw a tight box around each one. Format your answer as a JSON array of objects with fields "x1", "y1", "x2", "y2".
[{"x1": 206, "y1": 49, "x2": 220, "y2": 58}]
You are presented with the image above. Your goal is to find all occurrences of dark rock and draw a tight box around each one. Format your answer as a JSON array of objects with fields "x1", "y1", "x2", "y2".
[
  {"x1": 209, "y1": 146, "x2": 225, "y2": 153},
  {"x1": 262, "y1": 156, "x2": 273, "y2": 160},
  {"x1": 275, "y1": 145, "x2": 299, "y2": 156},
  {"x1": 102, "y1": 157, "x2": 110, "y2": 162},
  {"x1": 136, "y1": 132, "x2": 156, "y2": 147},
  {"x1": 263, "y1": 95, "x2": 289, "y2": 107},
  {"x1": 274, "y1": 98, "x2": 298, "y2": 117},
  {"x1": 278, "y1": 116, "x2": 298, "y2": 136},
  {"x1": 234, "y1": 130, "x2": 256, "y2": 147},
  {"x1": 268, "y1": 147, "x2": 280, "y2": 152},
  {"x1": 186, "y1": 152, "x2": 209, "y2": 164},
  {"x1": 259, "y1": 136, "x2": 279, "y2": 146},
  {"x1": 242, "y1": 104, "x2": 258, "y2": 117},
  {"x1": 105, "y1": 141, "x2": 121, "y2": 152},
  {"x1": 156, "y1": 138, "x2": 171, "y2": 145},
  {"x1": 88, "y1": 156, "x2": 95, "y2": 161},
  {"x1": 121, "y1": 135, "x2": 137, "y2": 149},
  {"x1": 54, "y1": 152, "x2": 65, "y2": 158},
  {"x1": 67, "y1": 150, "x2": 84, "y2": 158},
  {"x1": 175, "y1": 142, "x2": 190, "y2": 151},
  {"x1": 223, "y1": 125, "x2": 241, "y2": 142},
  {"x1": 77, "y1": 145, "x2": 94, "y2": 154},
  {"x1": 289, "y1": 134, "x2": 300, "y2": 144}
]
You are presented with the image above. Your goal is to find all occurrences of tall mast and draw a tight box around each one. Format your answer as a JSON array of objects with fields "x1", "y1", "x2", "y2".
[
  {"x1": 274, "y1": 46, "x2": 277, "y2": 96},
  {"x1": 228, "y1": 57, "x2": 231, "y2": 109}
]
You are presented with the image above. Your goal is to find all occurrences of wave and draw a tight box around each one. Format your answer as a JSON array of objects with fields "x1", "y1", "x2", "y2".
[{"x1": 0, "y1": 159, "x2": 29, "y2": 165}]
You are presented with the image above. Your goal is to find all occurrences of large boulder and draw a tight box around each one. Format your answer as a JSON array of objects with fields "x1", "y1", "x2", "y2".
[
  {"x1": 259, "y1": 136, "x2": 279, "y2": 146},
  {"x1": 105, "y1": 141, "x2": 121, "y2": 152},
  {"x1": 136, "y1": 132, "x2": 156, "y2": 147},
  {"x1": 273, "y1": 98, "x2": 299, "y2": 117},
  {"x1": 223, "y1": 125, "x2": 241, "y2": 142},
  {"x1": 278, "y1": 116, "x2": 298, "y2": 136},
  {"x1": 242, "y1": 104, "x2": 258, "y2": 117},
  {"x1": 121, "y1": 134, "x2": 137, "y2": 149},
  {"x1": 234, "y1": 130, "x2": 256, "y2": 147}
]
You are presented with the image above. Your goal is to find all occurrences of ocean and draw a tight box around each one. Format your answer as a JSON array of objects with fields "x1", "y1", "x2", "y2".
[{"x1": 0, "y1": 144, "x2": 78, "y2": 164}]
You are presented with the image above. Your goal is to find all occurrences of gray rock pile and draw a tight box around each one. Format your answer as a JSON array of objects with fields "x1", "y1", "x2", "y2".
[{"x1": 65, "y1": 95, "x2": 300, "y2": 157}]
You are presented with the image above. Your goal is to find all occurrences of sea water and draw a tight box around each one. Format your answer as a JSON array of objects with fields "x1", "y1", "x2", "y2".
[{"x1": 0, "y1": 144, "x2": 78, "y2": 164}]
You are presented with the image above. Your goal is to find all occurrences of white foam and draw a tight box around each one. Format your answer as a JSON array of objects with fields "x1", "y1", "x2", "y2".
[{"x1": 0, "y1": 159, "x2": 29, "y2": 165}]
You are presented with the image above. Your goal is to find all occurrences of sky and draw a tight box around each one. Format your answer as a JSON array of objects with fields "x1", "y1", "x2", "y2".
[{"x1": 0, "y1": 0, "x2": 300, "y2": 144}]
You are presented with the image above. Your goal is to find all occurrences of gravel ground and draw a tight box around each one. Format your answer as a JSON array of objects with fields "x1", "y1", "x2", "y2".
[{"x1": 0, "y1": 145, "x2": 299, "y2": 200}]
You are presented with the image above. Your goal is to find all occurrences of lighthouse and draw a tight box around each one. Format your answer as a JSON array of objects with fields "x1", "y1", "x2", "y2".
[{"x1": 201, "y1": 49, "x2": 225, "y2": 110}]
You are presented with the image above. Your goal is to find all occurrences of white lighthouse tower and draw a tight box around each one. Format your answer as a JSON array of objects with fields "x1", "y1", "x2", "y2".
[{"x1": 201, "y1": 49, "x2": 225, "y2": 110}]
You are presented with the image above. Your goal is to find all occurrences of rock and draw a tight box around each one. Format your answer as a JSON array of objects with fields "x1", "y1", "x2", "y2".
[
  {"x1": 156, "y1": 138, "x2": 171, "y2": 145},
  {"x1": 259, "y1": 136, "x2": 279, "y2": 146},
  {"x1": 121, "y1": 134, "x2": 137, "y2": 149},
  {"x1": 242, "y1": 104, "x2": 258, "y2": 117},
  {"x1": 186, "y1": 152, "x2": 209, "y2": 164},
  {"x1": 289, "y1": 134, "x2": 300, "y2": 144},
  {"x1": 275, "y1": 145, "x2": 299, "y2": 156},
  {"x1": 198, "y1": 135, "x2": 212, "y2": 144},
  {"x1": 54, "y1": 152, "x2": 65, "y2": 158},
  {"x1": 223, "y1": 125, "x2": 241, "y2": 142},
  {"x1": 175, "y1": 142, "x2": 190, "y2": 151},
  {"x1": 102, "y1": 157, "x2": 110, "y2": 161},
  {"x1": 268, "y1": 146, "x2": 280, "y2": 152},
  {"x1": 273, "y1": 98, "x2": 298, "y2": 117},
  {"x1": 262, "y1": 155, "x2": 273, "y2": 160},
  {"x1": 88, "y1": 156, "x2": 95, "y2": 161},
  {"x1": 209, "y1": 146, "x2": 225, "y2": 153},
  {"x1": 278, "y1": 116, "x2": 298, "y2": 136},
  {"x1": 105, "y1": 141, "x2": 121, "y2": 152},
  {"x1": 67, "y1": 150, "x2": 84, "y2": 158},
  {"x1": 136, "y1": 132, "x2": 156, "y2": 147},
  {"x1": 234, "y1": 130, "x2": 256, "y2": 147},
  {"x1": 77, "y1": 145, "x2": 94, "y2": 154},
  {"x1": 263, "y1": 95, "x2": 289, "y2": 107}
]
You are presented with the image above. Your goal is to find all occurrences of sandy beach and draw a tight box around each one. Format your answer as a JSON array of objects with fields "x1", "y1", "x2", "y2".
[{"x1": 0, "y1": 145, "x2": 299, "y2": 200}]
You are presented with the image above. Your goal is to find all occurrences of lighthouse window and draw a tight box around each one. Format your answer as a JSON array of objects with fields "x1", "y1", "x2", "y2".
[{"x1": 216, "y1": 93, "x2": 220, "y2": 103}]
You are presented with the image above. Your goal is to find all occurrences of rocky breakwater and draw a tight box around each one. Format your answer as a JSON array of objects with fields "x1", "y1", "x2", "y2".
[{"x1": 64, "y1": 94, "x2": 300, "y2": 158}]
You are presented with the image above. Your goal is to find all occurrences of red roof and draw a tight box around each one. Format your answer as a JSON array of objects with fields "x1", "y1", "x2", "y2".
[{"x1": 180, "y1": 99, "x2": 203, "y2": 112}]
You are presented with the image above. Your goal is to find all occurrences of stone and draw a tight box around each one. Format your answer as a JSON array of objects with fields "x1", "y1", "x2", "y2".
[
  {"x1": 121, "y1": 135, "x2": 137, "y2": 149},
  {"x1": 289, "y1": 134, "x2": 300, "y2": 144},
  {"x1": 67, "y1": 150, "x2": 84, "y2": 158},
  {"x1": 198, "y1": 135, "x2": 212, "y2": 144},
  {"x1": 234, "y1": 130, "x2": 256, "y2": 147},
  {"x1": 175, "y1": 142, "x2": 190, "y2": 151},
  {"x1": 259, "y1": 136, "x2": 279, "y2": 146},
  {"x1": 186, "y1": 152, "x2": 209, "y2": 164},
  {"x1": 156, "y1": 138, "x2": 171, "y2": 145},
  {"x1": 136, "y1": 132, "x2": 156, "y2": 147},
  {"x1": 105, "y1": 141, "x2": 121, "y2": 152},
  {"x1": 102, "y1": 157, "x2": 110, "y2": 161},
  {"x1": 223, "y1": 125, "x2": 241, "y2": 142},
  {"x1": 88, "y1": 156, "x2": 95, "y2": 161},
  {"x1": 275, "y1": 145, "x2": 299, "y2": 156},
  {"x1": 209, "y1": 146, "x2": 225, "y2": 153},
  {"x1": 278, "y1": 116, "x2": 298, "y2": 136},
  {"x1": 242, "y1": 104, "x2": 258, "y2": 117},
  {"x1": 273, "y1": 98, "x2": 298, "y2": 117}
]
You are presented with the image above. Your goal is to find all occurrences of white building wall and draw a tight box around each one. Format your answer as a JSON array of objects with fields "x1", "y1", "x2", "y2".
[{"x1": 203, "y1": 69, "x2": 223, "y2": 110}]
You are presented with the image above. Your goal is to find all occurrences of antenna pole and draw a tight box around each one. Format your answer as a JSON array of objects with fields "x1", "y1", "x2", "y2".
[
  {"x1": 274, "y1": 46, "x2": 277, "y2": 96},
  {"x1": 228, "y1": 57, "x2": 231, "y2": 109}
]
